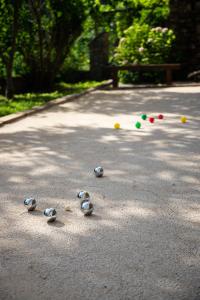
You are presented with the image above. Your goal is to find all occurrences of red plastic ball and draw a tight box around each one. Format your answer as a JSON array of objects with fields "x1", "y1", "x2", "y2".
[
  {"x1": 149, "y1": 117, "x2": 155, "y2": 123},
  {"x1": 158, "y1": 114, "x2": 164, "y2": 119}
]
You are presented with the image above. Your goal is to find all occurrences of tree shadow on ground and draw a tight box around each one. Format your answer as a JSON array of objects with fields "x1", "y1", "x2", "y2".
[{"x1": 0, "y1": 87, "x2": 200, "y2": 300}]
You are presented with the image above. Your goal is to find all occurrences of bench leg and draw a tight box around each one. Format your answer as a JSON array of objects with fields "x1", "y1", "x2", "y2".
[
  {"x1": 112, "y1": 71, "x2": 119, "y2": 88},
  {"x1": 166, "y1": 69, "x2": 172, "y2": 85}
]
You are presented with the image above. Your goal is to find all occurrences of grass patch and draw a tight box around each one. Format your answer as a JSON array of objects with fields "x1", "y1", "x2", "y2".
[{"x1": 0, "y1": 81, "x2": 105, "y2": 117}]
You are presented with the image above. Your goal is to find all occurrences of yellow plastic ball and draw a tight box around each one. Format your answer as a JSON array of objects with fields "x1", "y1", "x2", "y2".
[
  {"x1": 181, "y1": 116, "x2": 187, "y2": 123},
  {"x1": 114, "y1": 122, "x2": 120, "y2": 129}
]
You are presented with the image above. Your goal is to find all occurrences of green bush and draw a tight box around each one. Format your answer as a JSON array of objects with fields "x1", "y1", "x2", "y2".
[{"x1": 113, "y1": 22, "x2": 175, "y2": 83}]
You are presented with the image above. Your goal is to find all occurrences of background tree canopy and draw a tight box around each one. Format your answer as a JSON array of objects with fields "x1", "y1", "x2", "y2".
[
  {"x1": 18, "y1": 0, "x2": 86, "y2": 90},
  {"x1": 0, "y1": 0, "x2": 179, "y2": 98}
]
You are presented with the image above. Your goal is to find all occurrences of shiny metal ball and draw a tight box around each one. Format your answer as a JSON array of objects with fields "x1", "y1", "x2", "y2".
[
  {"x1": 77, "y1": 191, "x2": 90, "y2": 200},
  {"x1": 24, "y1": 198, "x2": 37, "y2": 211},
  {"x1": 94, "y1": 166, "x2": 104, "y2": 177},
  {"x1": 44, "y1": 208, "x2": 57, "y2": 222},
  {"x1": 80, "y1": 200, "x2": 94, "y2": 216}
]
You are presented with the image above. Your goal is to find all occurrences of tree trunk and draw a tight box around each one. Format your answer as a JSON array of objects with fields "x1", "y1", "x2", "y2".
[
  {"x1": 5, "y1": 64, "x2": 14, "y2": 99},
  {"x1": 4, "y1": 1, "x2": 21, "y2": 99}
]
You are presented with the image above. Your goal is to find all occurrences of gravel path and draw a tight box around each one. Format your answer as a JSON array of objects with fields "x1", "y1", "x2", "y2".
[{"x1": 0, "y1": 86, "x2": 200, "y2": 300}]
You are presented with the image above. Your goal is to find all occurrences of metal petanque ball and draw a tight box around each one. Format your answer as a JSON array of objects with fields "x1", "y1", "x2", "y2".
[
  {"x1": 77, "y1": 191, "x2": 90, "y2": 200},
  {"x1": 135, "y1": 121, "x2": 141, "y2": 129},
  {"x1": 24, "y1": 197, "x2": 37, "y2": 211},
  {"x1": 44, "y1": 208, "x2": 57, "y2": 222},
  {"x1": 80, "y1": 200, "x2": 94, "y2": 216},
  {"x1": 94, "y1": 166, "x2": 104, "y2": 178}
]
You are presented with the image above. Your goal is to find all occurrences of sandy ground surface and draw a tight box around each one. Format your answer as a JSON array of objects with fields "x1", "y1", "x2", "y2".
[{"x1": 0, "y1": 86, "x2": 200, "y2": 300}]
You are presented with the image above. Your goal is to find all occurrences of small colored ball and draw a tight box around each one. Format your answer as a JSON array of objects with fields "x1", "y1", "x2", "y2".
[
  {"x1": 158, "y1": 114, "x2": 164, "y2": 119},
  {"x1": 149, "y1": 117, "x2": 155, "y2": 123},
  {"x1": 141, "y1": 114, "x2": 147, "y2": 120},
  {"x1": 181, "y1": 116, "x2": 187, "y2": 123},
  {"x1": 114, "y1": 123, "x2": 120, "y2": 129},
  {"x1": 135, "y1": 121, "x2": 141, "y2": 129}
]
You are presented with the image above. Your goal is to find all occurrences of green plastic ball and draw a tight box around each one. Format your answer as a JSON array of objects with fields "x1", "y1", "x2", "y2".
[
  {"x1": 141, "y1": 114, "x2": 147, "y2": 120},
  {"x1": 135, "y1": 121, "x2": 141, "y2": 129}
]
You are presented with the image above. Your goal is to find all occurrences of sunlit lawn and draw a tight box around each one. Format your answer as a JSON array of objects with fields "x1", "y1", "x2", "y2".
[{"x1": 0, "y1": 81, "x2": 104, "y2": 117}]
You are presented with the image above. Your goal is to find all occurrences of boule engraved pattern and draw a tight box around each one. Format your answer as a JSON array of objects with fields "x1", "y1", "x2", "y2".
[
  {"x1": 24, "y1": 198, "x2": 37, "y2": 211},
  {"x1": 44, "y1": 208, "x2": 57, "y2": 222},
  {"x1": 77, "y1": 191, "x2": 90, "y2": 200},
  {"x1": 94, "y1": 166, "x2": 104, "y2": 177},
  {"x1": 80, "y1": 200, "x2": 94, "y2": 216}
]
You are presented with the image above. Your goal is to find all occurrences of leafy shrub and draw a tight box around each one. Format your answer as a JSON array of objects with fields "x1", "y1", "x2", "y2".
[{"x1": 113, "y1": 22, "x2": 175, "y2": 83}]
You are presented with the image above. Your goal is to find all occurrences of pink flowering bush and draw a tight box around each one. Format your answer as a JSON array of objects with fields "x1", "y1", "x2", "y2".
[{"x1": 113, "y1": 23, "x2": 175, "y2": 83}]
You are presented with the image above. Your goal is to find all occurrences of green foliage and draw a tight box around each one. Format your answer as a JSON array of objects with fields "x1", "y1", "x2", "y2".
[
  {"x1": 139, "y1": 0, "x2": 169, "y2": 25},
  {"x1": 79, "y1": 0, "x2": 171, "y2": 72},
  {"x1": 0, "y1": 0, "x2": 22, "y2": 98},
  {"x1": 64, "y1": 0, "x2": 141, "y2": 72},
  {"x1": 113, "y1": 1, "x2": 175, "y2": 83},
  {"x1": 13, "y1": 52, "x2": 29, "y2": 76},
  {"x1": 0, "y1": 81, "x2": 105, "y2": 117},
  {"x1": 0, "y1": 0, "x2": 174, "y2": 97},
  {"x1": 62, "y1": 17, "x2": 94, "y2": 71},
  {"x1": 0, "y1": 1, "x2": 14, "y2": 65},
  {"x1": 115, "y1": 24, "x2": 175, "y2": 64},
  {"x1": 17, "y1": 0, "x2": 87, "y2": 89},
  {"x1": 0, "y1": 58, "x2": 5, "y2": 77}
]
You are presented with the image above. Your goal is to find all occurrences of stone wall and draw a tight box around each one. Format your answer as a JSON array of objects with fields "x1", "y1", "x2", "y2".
[{"x1": 169, "y1": 0, "x2": 200, "y2": 72}]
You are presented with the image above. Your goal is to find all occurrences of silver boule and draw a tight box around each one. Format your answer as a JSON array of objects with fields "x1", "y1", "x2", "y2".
[
  {"x1": 94, "y1": 166, "x2": 104, "y2": 177},
  {"x1": 77, "y1": 190, "x2": 90, "y2": 200},
  {"x1": 44, "y1": 208, "x2": 57, "y2": 222},
  {"x1": 80, "y1": 199, "x2": 94, "y2": 216},
  {"x1": 24, "y1": 197, "x2": 37, "y2": 211}
]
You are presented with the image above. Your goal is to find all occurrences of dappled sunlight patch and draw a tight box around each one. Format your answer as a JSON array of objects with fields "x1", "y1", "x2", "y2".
[
  {"x1": 156, "y1": 278, "x2": 183, "y2": 292},
  {"x1": 102, "y1": 169, "x2": 126, "y2": 177},
  {"x1": 156, "y1": 170, "x2": 176, "y2": 181},
  {"x1": 28, "y1": 164, "x2": 65, "y2": 176},
  {"x1": 185, "y1": 211, "x2": 200, "y2": 224},
  {"x1": 162, "y1": 86, "x2": 200, "y2": 94},
  {"x1": 169, "y1": 195, "x2": 199, "y2": 219},
  {"x1": 181, "y1": 256, "x2": 200, "y2": 266},
  {"x1": 42, "y1": 127, "x2": 76, "y2": 135},
  {"x1": 0, "y1": 86, "x2": 200, "y2": 299},
  {"x1": 7, "y1": 176, "x2": 26, "y2": 184},
  {"x1": 0, "y1": 238, "x2": 27, "y2": 252},
  {"x1": 178, "y1": 208, "x2": 200, "y2": 224},
  {"x1": 180, "y1": 175, "x2": 200, "y2": 184},
  {"x1": 99, "y1": 134, "x2": 119, "y2": 143},
  {"x1": 108, "y1": 201, "x2": 156, "y2": 220},
  {"x1": 119, "y1": 147, "x2": 133, "y2": 152}
]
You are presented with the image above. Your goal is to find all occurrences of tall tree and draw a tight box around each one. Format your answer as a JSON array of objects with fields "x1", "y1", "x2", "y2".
[
  {"x1": 0, "y1": 0, "x2": 22, "y2": 98},
  {"x1": 18, "y1": 0, "x2": 86, "y2": 90},
  {"x1": 169, "y1": 0, "x2": 200, "y2": 70}
]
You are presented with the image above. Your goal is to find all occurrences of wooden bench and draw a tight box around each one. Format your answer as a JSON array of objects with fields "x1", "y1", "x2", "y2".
[{"x1": 109, "y1": 63, "x2": 181, "y2": 87}]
